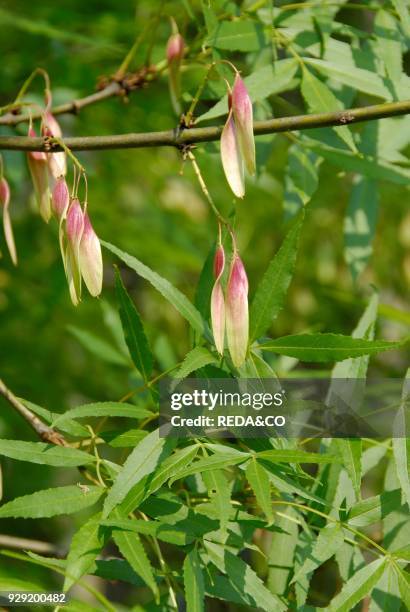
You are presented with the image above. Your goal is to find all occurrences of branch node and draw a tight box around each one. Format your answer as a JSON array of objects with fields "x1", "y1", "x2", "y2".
[{"x1": 339, "y1": 112, "x2": 355, "y2": 124}]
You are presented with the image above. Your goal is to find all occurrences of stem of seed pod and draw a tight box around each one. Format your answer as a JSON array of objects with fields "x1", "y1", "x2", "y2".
[
  {"x1": 184, "y1": 61, "x2": 217, "y2": 126},
  {"x1": 186, "y1": 149, "x2": 230, "y2": 227},
  {"x1": 49, "y1": 137, "x2": 85, "y2": 173},
  {"x1": 14, "y1": 67, "x2": 51, "y2": 104}
]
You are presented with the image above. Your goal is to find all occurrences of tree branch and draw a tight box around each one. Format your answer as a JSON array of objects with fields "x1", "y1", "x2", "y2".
[
  {"x1": 0, "y1": 378, "x2": 67, "y2": 446},
  {"x1": 0, "y1": 65, "x2": 160, "y2": 128},
  {"x1": 0, "y1": 99, "x2": 409, "y2": 151},
  {"x1": 0, "y1": 534, "x2": 60, "y2": 556}
]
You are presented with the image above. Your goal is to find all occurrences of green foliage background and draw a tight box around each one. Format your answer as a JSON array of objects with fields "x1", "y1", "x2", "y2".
[{"x1": 0, "y1": 0, "x2": 409, "y2": 609}]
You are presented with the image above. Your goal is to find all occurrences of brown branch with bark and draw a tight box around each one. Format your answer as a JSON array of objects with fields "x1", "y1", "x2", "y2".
[
  {"x1": 0, "y1": 378, "x2": 67, "y2": 446},
  {"x1": 0, "y1": 99, "x2": 409, "y2": 151}
]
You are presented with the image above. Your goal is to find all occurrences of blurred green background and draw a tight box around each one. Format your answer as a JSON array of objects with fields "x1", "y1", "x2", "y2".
[{"x1": 0, "y1": 0, "x2": 409, "y2": 601}]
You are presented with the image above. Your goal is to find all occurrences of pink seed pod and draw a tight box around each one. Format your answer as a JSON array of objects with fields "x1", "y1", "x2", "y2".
[
  {"x1": 27, "y1": 127, "x2": 51, "y2": 222},
  {"x1": 0, "y1": 177, "x2": 17, "y2": 265},
  {"x1": 220, "y1": 109, "x2": 245, "y2": 198},
  {"x1": 211, "y1": 244, "x2": 226, "y2": 355},
  {"x1": 52, "y1": 177, "x2": 69, "y2": 220},
  {"x1": 166, "y1": 30, "x2": 185, "y2": 115},
  {"x1": 66, "y1": 199, "x2": 84, "y2": 248},
  {"x1": 65, "y1": 199, "x2": 84, "y2": 306},
  {"x1": 166, "y1": 32, "x2": 185, "y2": 64},
  {"x1": 0, "y1": 177, "x2": 10, "y2": 208},
  {"x1": 231, "y1": 74, "x2": 256, "y2": 176},
  {"x1": 226, "y1": 252, "x2": 249, "y2": 367},
  {"x1": 79, "y1": 213, "x2": 103, "y2": 297},
  {"x1": 43, "y1": 112, "x2": 67, "y2": 180}
]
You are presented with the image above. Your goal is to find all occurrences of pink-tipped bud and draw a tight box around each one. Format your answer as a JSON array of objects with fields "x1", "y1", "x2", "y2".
[
  {"x1": 27, "y1": 127, "x2": 51, "y2": 222},
  {"x1": 79, "y1": 213, "x2": 103, "y2": 297},
  {"x1": 221, "y1": 110, "x2": 245, "y2": 198},
  {"x1": 0, "y1": 177, "x2": 10, "y2": 208},
  {"x1": 166, "y1": 31, "x2": 185, "y2": 115},
  {"x1": 52, "y1": 177, "x2": 69, "y2": 220},
  {"x1": 226, "y1": 252, "x2": 249, "y2": 367},
  {"x1": 66, "y1": 199, "x2": 84, "y2": 248},
  {"x1": 0, "y1": 177, "x2": 17, "y2": 265},
  {"x1": 232, "y1": 75, "x2": 255, "y2": 176},
  {"x1": 166, "y1": 32, "x2": 185, "y2": 64},
  {"x1": 211, "y1": 244, "x2": 226, "y2": 355}
]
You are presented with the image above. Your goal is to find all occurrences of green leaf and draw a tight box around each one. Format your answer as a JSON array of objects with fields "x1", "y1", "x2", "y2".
[
  {"x1": 267, "y1": 509, "x2": 298, "y2": 596},
  {"x1": 304, "y1": 58, "x2": 391, "y2": 100},
  {"x1": 246, "y1": 458, "x2": 273, "y2": 523},
  {"x1": 119, "y1": 444, "x2": 198, "y2": 514},
  {"x1": 168, "y1": 452, "x2": 250, "y2": 485},
  {"x1": 64, "y1": 512, "x2": 107, "y2": 591},
  {"x1": 0, "y1": 575, "x2": 45, "y2": 592},
  {"x1": 284, "y1": 144, "x2": 321, "y2": 218},
  {"x1": 101, "y1": 518, "x2": 192, "y2": 545},
  {"x1": 257, "y1": 449, "x2": 338, "y2": 464},
  {"x1": 103, "y1": 429, "x2": 168, "y2": 517},
  {"x1": 292, "y1": 523, "x2": 344, "y2": 584},
  {"x1": 392, "y1": 545, "x2": 410, "y2": 561},
  {"x1": 394, "y1": 564, "x2": 410, "y2": 610},
  {"x1": 103, "y1": 241, "x2": 205, "y2": 336},
  {"x1": 93, "y1": 558, "x2": 143, "y2": 586},
  {"x1": 301, "y1": 66, "x2": 357, "y2": 152},
  {"x1": 184, "y1": 549, "x2": 205, "y2": 612},
  {"x1": 115, "y1": 270, "x2": 153, "y2": 382},
  {"x1": 206, "y1": 20, "x2": 267, "y2": 52},
  {"x1": 0, "y1": 485, "x2": 104, "y2": 519},
  {"x1": 173, "y1": 346, "x2": 217, "y2": 380},
  {"x1": 52, "y1": 402, "x2": 151, "y2": 426},
  {"x1": 112, "y1": 527, "x2": 158, "y2": 600},
  {"x1": 204, "y1": 541, "x2": 286, "y2": 611},
  {"x1": 374, "y1": 9, "x2": 403, "y2": 82},
  {"x1": 348, "y1": 489, "x2": 403, "y2": 527},
  {"x1": 344, "y1": 177, "x2": 379, "y2": 281},
  {"x1": 202, "y1": 468, "x2": 232, "y2": 535},
  {"x1": 194, "y1": 243, "x2": 215, "y2": 320},
  {"x1": 336, "y1": 440, "x2": 362, "y2": 499},
  {"x1": 261, "y1": 461, "x2": 327, "y2": 504},
  {"x1": 392, "y1": 0, "x2": 410, "y2": 37},
  {"x1": 327, "y1": 558, "x2": 387, "y2": 612},
  {"x1": 21, "y1": 399, "x2": 89, "y2": 438},
  {"x1": 305, "y1": 140, "x2": 410, "y2": 184},
  {"x1": 197, "y1": 59, "x2": 298, "y2": 122},
  {"x1": 369, "y1": 563, "x2": 402, "y2": 612},
  {"x1": 100, "y1": 429, "x2": 147, "y2": 448},
  {"x1": 0, "y1": 439, "x2": 94, "y2": 467},
  {"x1": 250, "y1": 213, "x2": 304, "y2": 342},
  {"x1": 392, "y1": 370, "x2": 410, "y2": 507},
  {"x1": 260, "y1": 333, "x2": 404, "y2": 362},
  {"x1": 67, "y1": 326, "x2": 129, "y2": 367}
]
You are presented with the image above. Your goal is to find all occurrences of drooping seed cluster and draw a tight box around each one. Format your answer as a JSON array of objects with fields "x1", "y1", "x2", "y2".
[
  {"x1": 165, "y1": 25, "x2": 255, "y2": 367},
  {"x1": 211, "y1": 234, "x2": 249, "y2": 368},
  {"x1": 2, "y1": 29, "x2": 255, "y2": 360},
  {"x1": 28, "y1": 107, "x2": 103, "y2": 306},
  {"x1": 0, "y1": 88, "x2": 103, "y2": 306}
]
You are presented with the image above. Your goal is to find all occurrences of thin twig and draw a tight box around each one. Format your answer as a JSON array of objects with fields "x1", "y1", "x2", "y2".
[
  {"x1": 0, "y1": 534, "x2": 60, "y2": 556},
  {"x1": 0, "y1": 378, "x2": 67, "y2": 446},
  {"x1": 1, "y1": 99, "x2": 409, "y2": 151}
]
